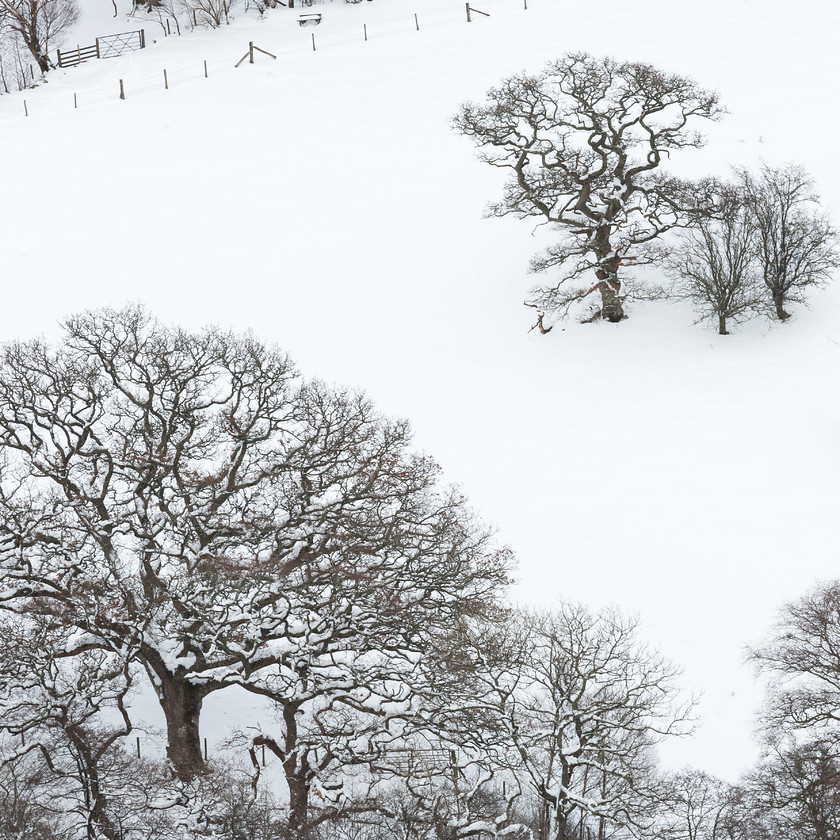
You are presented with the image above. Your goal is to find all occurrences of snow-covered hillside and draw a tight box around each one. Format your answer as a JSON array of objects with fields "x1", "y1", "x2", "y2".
[{"x1": 2, "y1": 0, "x2": 839, "y2": 781}]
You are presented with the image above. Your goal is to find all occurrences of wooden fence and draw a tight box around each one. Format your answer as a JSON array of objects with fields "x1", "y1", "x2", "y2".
[
  {"x1": 57, "y1": 43, "x2": 99, "y2": 68},
  {"x1": 57, "y1": 30, "x2": 145, "y2": 69}
]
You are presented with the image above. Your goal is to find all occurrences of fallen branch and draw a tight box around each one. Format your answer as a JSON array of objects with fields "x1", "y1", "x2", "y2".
[{"x1": 524, "y1": 302, "x2": 553, "y2": 334}]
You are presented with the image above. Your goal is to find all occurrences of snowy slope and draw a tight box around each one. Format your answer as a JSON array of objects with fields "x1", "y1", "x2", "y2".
[{"x1": 2, "y1": 0, "x2": 840, "y2": 781}]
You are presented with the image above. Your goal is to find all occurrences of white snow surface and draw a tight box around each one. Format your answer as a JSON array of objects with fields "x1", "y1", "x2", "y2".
[{"x1": 2, "y1": 0, "x2": 840, "y2": 783}]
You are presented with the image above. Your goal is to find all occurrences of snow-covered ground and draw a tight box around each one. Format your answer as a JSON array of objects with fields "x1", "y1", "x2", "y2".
[{"x1": 2, "y1": 0, "x2": 839, "y2": 781}]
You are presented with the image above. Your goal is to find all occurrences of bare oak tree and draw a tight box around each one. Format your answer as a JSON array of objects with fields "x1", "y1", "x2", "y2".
[
  {"x1": 453, "y1": 52, "x2": 723, "y2": 324},
  {"x1": 737, "y1": 163, "x2": 839, "y2": 321},
  {"x1": 0, "y1": 307, "x2": 512, "y2": 790}
]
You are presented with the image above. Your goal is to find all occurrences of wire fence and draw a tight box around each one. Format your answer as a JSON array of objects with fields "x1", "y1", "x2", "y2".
[{"x1": 6, "y1": 0, "x2": 534, "y2": 119}]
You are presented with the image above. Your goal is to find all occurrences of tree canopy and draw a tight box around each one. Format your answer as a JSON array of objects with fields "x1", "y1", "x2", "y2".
[{"x1": 0, "y1": 306, "x2": 513, "y2": 791}]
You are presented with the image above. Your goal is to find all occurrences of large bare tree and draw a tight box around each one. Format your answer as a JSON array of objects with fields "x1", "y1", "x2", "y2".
[
  {"x1": 0, "y1": 307, "x2": 512, "y2": 789},
  {"x1": 0, "y1": 0, "x2": 78, "y2": 73},
  {"x1": 453, "y1": 52, "x2": 723, "y2": 324}
]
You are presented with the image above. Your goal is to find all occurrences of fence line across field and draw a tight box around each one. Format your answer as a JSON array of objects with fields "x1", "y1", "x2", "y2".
[{"x1": 17, "y1": 0, "x2": 531, "y2": 116}]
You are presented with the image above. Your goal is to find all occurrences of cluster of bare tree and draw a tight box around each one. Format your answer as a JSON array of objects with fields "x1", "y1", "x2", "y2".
[
  {"x1": 648, "y1": 580, "x2": 840, "y2": 840},
  {"x1": 454, "y1": 53, "x2": 838, "y2": 331},
  {"x1": 2, "y1": 309, "x2": 839, "y2": 840},
  {"x1": 0, "y1": 307, "x2": 706, "y2": 840},
  {"x1": 130, "y1": 0, "x2": 241, "y2": 37},
  {"x1": 667, "y1": 164, "x2": 839, "y2": 334}
]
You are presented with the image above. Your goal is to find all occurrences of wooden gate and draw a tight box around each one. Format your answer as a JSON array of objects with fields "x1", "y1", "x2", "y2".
[{"x1": 57, "y1": 43, "x2": 99, "y2": 67}]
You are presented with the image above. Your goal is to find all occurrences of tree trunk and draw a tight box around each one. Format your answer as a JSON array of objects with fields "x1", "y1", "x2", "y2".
[
  {"x1": 281, "y1": 705, "x2": 311, "y2": 838},
  {"x1": 22, "y1": 34, "x2": 51, "y2": 73},
  {"x1": 773, "y1": 293, "x2": 791, "y2": 320},
  {"x1": 593, "y1": 232, "x2": 624, "y2": 322},
  {"x1": 32, "y1": 50, "x2": 50, "y2": 74},
  {"x1": 285, "y1": 762, "x2": 311, "y2": 839},
  {"x1": 156, "y1": 672, "x2": 207, "y2": 781},
  {"x1": 718, "y1": 315, "x2": 728, "y2": 335},
  {"x1": 66, "y1": 728, "x2": 118, "y2": 840},
  {"x1": 597, "y1": 278, "x2": 624, "y2": 322}
]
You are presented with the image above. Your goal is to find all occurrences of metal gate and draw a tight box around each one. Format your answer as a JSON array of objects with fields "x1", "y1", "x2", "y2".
[
  {"x1": 56, "y1": 29, "x2": 145, "y2": 68},
  {"x1": 98, "y1": 30, "x2": 146, "y2": 59}
]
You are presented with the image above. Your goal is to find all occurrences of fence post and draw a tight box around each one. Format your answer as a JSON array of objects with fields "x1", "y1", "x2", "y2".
[
  {"x1": 204, "y1": 738, "x2": 208, "y2": 761},
  {"x1": 119, "y1": 79, "x2": 125, "y2": 100},
  {"x1": 414, "y1": 12, "x2": 419, "y2": 29},
  {"x1": 23, "y1": 100, "x2": 27, "y2": 116},
  {"x1": 466, "y1": 2, "x2": 471, "y2": 21},
  {"x1": 164, "y1": 68, "x2": 168, "y2": 89},
  {"x1": 249, "y1": 41, "x2": 254, "y2": 63},
  {"x1": 140, "y1": 28, "x2": 146, "y2": 48},
  {"x1": 311, "y1": 32, "x2": 316, "y2": 50},
  {"x1": 95, "y1": 37, "x2": 100, "y2": 58},
  {"x1": 136, "y1": 737, "x2": 141, "y2": 758},
  {"x1": 364, "y1": 23, "x2": 367, "y2": 40},
  {"x1": 74, "y1": 92, "x2": 77, "y2": 108},
  {"x1": 166, "y1": 18, "x2": 171, "y2": 35},
  {"x1": 204, "y1": 59, "x2": 208, "y2": 77}
]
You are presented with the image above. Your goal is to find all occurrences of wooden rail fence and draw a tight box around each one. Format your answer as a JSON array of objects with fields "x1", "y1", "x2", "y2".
[{"x1": 57, "y1": 29, "x2": 145, "y2": 69}]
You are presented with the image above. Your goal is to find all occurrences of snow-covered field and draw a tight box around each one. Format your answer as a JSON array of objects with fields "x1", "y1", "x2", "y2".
[{"x1": 2, "y1": 0, "x2": 839, "y2": 781}]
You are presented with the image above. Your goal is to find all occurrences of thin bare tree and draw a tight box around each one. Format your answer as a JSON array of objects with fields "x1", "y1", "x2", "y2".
[
  {"x1": 666, "y1": 184, "x2": 762, "y2": 334},
  {"x1": 0, "y1": 615, "x2": 134, "y2": 840},
  {"x1": 737, "y1": 163, "x2": 839, "y2": 321},
  {"x1": 452, "y1": 603, "x2": 695, "y2": 840},
  {"x1": 657, "y1": 769, "x2": 736, "y2": 840},
  {"x1": 749, "y1": 580, "x2": 840, "y2": 735},
  {"x1": 179, "y1": 0, "x2": 233, "y2": 27},
  {"x1": 738, "y1": 735, "x2": 840, "y2": 840}
]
